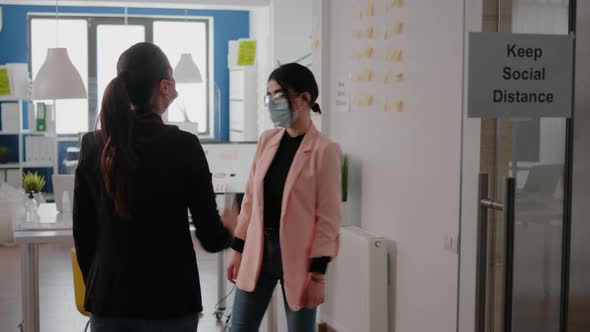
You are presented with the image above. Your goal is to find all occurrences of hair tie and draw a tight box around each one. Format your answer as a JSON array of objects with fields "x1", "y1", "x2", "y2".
[{"x1": 311, "y1": 102, "x2": 322, "y2": 114}]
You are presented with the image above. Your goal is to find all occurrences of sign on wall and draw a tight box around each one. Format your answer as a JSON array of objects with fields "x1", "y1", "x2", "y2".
[{"x1": 468, "y1": 32, "x2": 574, "y2": 118}]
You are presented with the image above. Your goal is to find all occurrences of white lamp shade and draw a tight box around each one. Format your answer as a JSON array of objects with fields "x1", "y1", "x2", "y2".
[
  {"x1": 32, "y1": 48, "x2": 87, "y2": 100},
  {"x1": 174, "y1": 53, "x2": 203, "y2": 83}
]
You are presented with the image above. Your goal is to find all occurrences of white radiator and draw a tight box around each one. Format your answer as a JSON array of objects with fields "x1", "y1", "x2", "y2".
[{"x1": 320, "y1": 226, "x2": 389, "y2": 332}]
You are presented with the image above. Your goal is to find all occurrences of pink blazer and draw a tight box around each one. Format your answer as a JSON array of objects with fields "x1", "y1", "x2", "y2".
[{"x1": 234, "y1": 123, "x2": 342, "y2": 311}]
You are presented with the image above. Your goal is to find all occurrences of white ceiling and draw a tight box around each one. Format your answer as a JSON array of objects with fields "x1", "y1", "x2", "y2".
[{"x1": 4, "y1": 0, "x2": 271, "y2": 10}]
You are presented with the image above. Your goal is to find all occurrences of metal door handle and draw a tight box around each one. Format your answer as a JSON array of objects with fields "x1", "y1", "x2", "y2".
[
  {"x1": 503, "y1": 177, "x2": 516, "y2": 332},
  {"x1": 475, "y1": 174, "x2": 516, "y2": 332},
  {"x1": 475, "y1": 173, "x2": 490, "y2": 332}
]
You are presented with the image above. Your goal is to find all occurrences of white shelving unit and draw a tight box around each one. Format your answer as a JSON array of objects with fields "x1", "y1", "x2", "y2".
[
  {"x1": 229, "y1": 66, "x2": 258, "y2": 142},
  {"x1": 0, "y1": 99, "x2": 57, "y2": 189}
]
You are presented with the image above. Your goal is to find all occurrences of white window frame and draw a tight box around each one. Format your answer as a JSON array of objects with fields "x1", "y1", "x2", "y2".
[{"x1": 28, "y1": 13, "x2": 215, "y2": 138}]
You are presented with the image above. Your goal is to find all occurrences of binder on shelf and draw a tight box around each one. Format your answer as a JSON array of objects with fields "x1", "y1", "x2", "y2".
[
  {"x1": 0, "y1": 102, "x2": 19, "y2": 132},
  {"x1": 25, "y1": 136, "x2": 54, "y2": 163},
  {"x1": 28, "y1": 105, "x2": 36, "y2": 132},
  {"x1": 26, "y1": 136, "x2": 33, "y2": 161},
  {"x1": 36, "y1": 103, "x2": 46, "y2": 132},
  {"x1": 46, "y1": 105, "x2": 55, "y2": 134}
]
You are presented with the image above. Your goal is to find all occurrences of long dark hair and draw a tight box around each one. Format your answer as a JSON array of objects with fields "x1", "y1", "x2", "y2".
[
  {"x1": 99, "y1": 42, "x2": 171, "y2": 219},
  {"x1": 268, "y1": 63, "x2": 322, "y2": 114}
]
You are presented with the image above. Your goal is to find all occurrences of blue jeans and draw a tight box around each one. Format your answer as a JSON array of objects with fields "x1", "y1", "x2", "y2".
[
  {"x1": 90, "y1": 313, "x2": 199, "y2": 332},
  {"x1": 230, "y1": 229, "x2": 316, "y2": 332}
]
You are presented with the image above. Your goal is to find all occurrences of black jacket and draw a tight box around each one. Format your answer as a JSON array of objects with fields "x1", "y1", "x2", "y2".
[{"x1": 73, "y1": 117, "x2": 232, "y2": 319}]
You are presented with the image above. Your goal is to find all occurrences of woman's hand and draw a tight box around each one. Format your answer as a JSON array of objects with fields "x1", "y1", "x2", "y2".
[
  {"x1": 304, "y1": 273, "x2": 326, "y2": 308},
  {"x1": 221, "y1": 204, "x2": 239, "y2": 235},
  {"x1": 226, "y1": 250, "x2": 242, "y2": 283}
]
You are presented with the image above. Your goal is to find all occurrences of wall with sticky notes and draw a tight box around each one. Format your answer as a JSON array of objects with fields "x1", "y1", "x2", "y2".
[{"x1": 317, "y1": 0, "x2": 473, "y2": 331}]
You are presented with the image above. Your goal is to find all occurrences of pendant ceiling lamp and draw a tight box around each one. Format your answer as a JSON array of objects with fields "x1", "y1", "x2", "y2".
[
  {"x1": 31, "y1": 0, "x2": 87, "y2": 100},
  {"x1": 174, "y1": 53, "x2": 203, "y2": 83},
  {"x1": 173, "y1": 10, "x2": 203, "y2": 84}
]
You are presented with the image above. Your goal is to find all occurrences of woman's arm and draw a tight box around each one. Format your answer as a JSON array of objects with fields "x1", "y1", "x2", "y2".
[
  {"x1": 304, "y1": 142, "x2": 342, "y2": 308},
  {"x1": 73, "y1": 134, "x2": 99, "y2": 282},
  {"x1": 309, "y1": 142, "x2": 343, "y2": 269},
  {"x1": 187, "y1": 138, "x2": 233, "y2": 253}
]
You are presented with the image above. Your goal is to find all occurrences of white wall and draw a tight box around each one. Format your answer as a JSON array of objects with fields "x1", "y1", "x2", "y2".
[
  {"x1": 323, "y1": 1, "x2": 466, "y2": 331},
  {"x1": 250, "y1": 6, "x2": 274, "y2": 136},
  {"x1": 271, "y1": 0, "x2": 312, "y2": 65},
  {"x1": 252, "y1": 0, "x2": 315, "y2": 135}
]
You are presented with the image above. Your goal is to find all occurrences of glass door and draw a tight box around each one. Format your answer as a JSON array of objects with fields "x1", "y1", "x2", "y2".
[{"x1": 469, "y1": 1, "x2": 573, "y2": 332}]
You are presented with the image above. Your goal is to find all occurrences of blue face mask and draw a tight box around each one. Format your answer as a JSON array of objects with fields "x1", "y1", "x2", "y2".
[{"x1": 266, "y1": 92, "x2": 298, "y2": 128}]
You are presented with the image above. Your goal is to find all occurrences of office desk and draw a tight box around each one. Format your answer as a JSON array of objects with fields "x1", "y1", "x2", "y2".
[
  {"x1": 13, "y1": 204, "x2": 72, "y2": 332},
  {"x1": 13, "y1": 202, "x2": 234, "y2": 332}
]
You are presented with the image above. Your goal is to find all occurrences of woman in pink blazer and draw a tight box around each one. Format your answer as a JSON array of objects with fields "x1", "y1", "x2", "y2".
[{"x1": 226, "y1": 63, "x2": 342, "y2": 331}]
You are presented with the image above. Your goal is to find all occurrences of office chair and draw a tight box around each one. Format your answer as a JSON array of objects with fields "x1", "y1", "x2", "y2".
[{"x1": 71, "y1": 248, "x2": 90, "y2": 332}]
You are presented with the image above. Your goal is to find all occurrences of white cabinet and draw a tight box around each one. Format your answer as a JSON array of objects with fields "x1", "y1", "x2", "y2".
[{"x1": 229, "y1": 66, "x2": 258, "y2": 142}]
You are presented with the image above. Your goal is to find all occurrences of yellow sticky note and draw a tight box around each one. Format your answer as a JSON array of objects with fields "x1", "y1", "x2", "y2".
[
  {"x1": 358, "y1": 96, "x2": 366, "y2": 106},
  {"x1": 393, "y1": 21, "x2": 404, "y2": 34},
  {"x1": 365, "y1": 69, "x2": 373, "y2": 81},
  {"x1": 391, "y1": 48, "x2": 402, "y2": 62},
  {"x1": 380, "y1": 73, "x2": 389, "y2": 84},
  {"x1": 355, "y1": 8, "x2": 363, "y2": 20},
  {"x1": 379, "y1": 0, "x2": 389, "y2": 13},
  {"x1": 237, "y1": 40, "x2": 257, "y2": 66},
  {"x1": 395, "y1": 72, "x2": 404, "y2": 81},
  {"x1": 366, "y1": 47, "x2": 374, "y2": 58},
  {"x1": 0, "y1": 68, "x2": 11, "y2": 96},
  {"x1": 312, "y1": 39, "x2": 320, "y2": 50},
  {"x1": 366, "y1": 26, "x2": 374, "y2": 39},
  {"x1": 391, "y1": 99, "x2": 404, "y2": 112},
  {"x1": 367, "y1": 1, "x2": 375, "y2": 17},
  {"x1": 359, "y1": 95, "x2": 372, "y2": 106},
  {"x1": 392, "y1": 0, "x2": 404, "y2": 8}
]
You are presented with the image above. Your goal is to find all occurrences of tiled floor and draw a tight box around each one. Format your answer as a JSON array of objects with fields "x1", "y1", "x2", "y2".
[{"x1": 0, "y1": 243, "x2": 230, "y2": 332}]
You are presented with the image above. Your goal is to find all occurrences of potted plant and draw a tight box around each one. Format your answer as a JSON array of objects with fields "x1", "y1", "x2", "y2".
[
  {"x1": 22, "y1": 172, "x2": 47, "y2": 205},
  {"x1": 0, "y1": 146, "x2": 8, "y2": 164}
]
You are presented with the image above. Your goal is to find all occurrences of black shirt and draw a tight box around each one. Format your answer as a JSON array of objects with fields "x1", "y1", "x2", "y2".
[
  {"x1": 263, "y1": 132, "x2": 304, "y2": 229},
  {"x1": 73, "y1": 116, "x2": 232, "y2": 319}
]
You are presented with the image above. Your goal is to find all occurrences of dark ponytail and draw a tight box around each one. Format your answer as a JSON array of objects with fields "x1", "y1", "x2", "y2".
[
  {"x1": 100, "y1": 75, "x2": 137, "y2": 219},
  {"x1": 99, "y1": 42, "x2": 171, "y2": 220},
  {"x1": 269, "y1": 63, "x2": 322, "y2": 114}
]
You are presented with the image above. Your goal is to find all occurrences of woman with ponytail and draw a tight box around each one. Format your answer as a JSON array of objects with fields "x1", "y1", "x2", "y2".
[
  {"x1": 73, "y1": 42, "x2": 236, "y2": 331},
  {"x1": 226, "y1": 63, "x2": 342, "y2": 331}
]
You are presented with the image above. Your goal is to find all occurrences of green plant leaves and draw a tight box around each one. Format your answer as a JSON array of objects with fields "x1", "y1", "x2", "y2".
[{"x1": 23, "y1": 171, "x2": 46, "y2": 193}]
